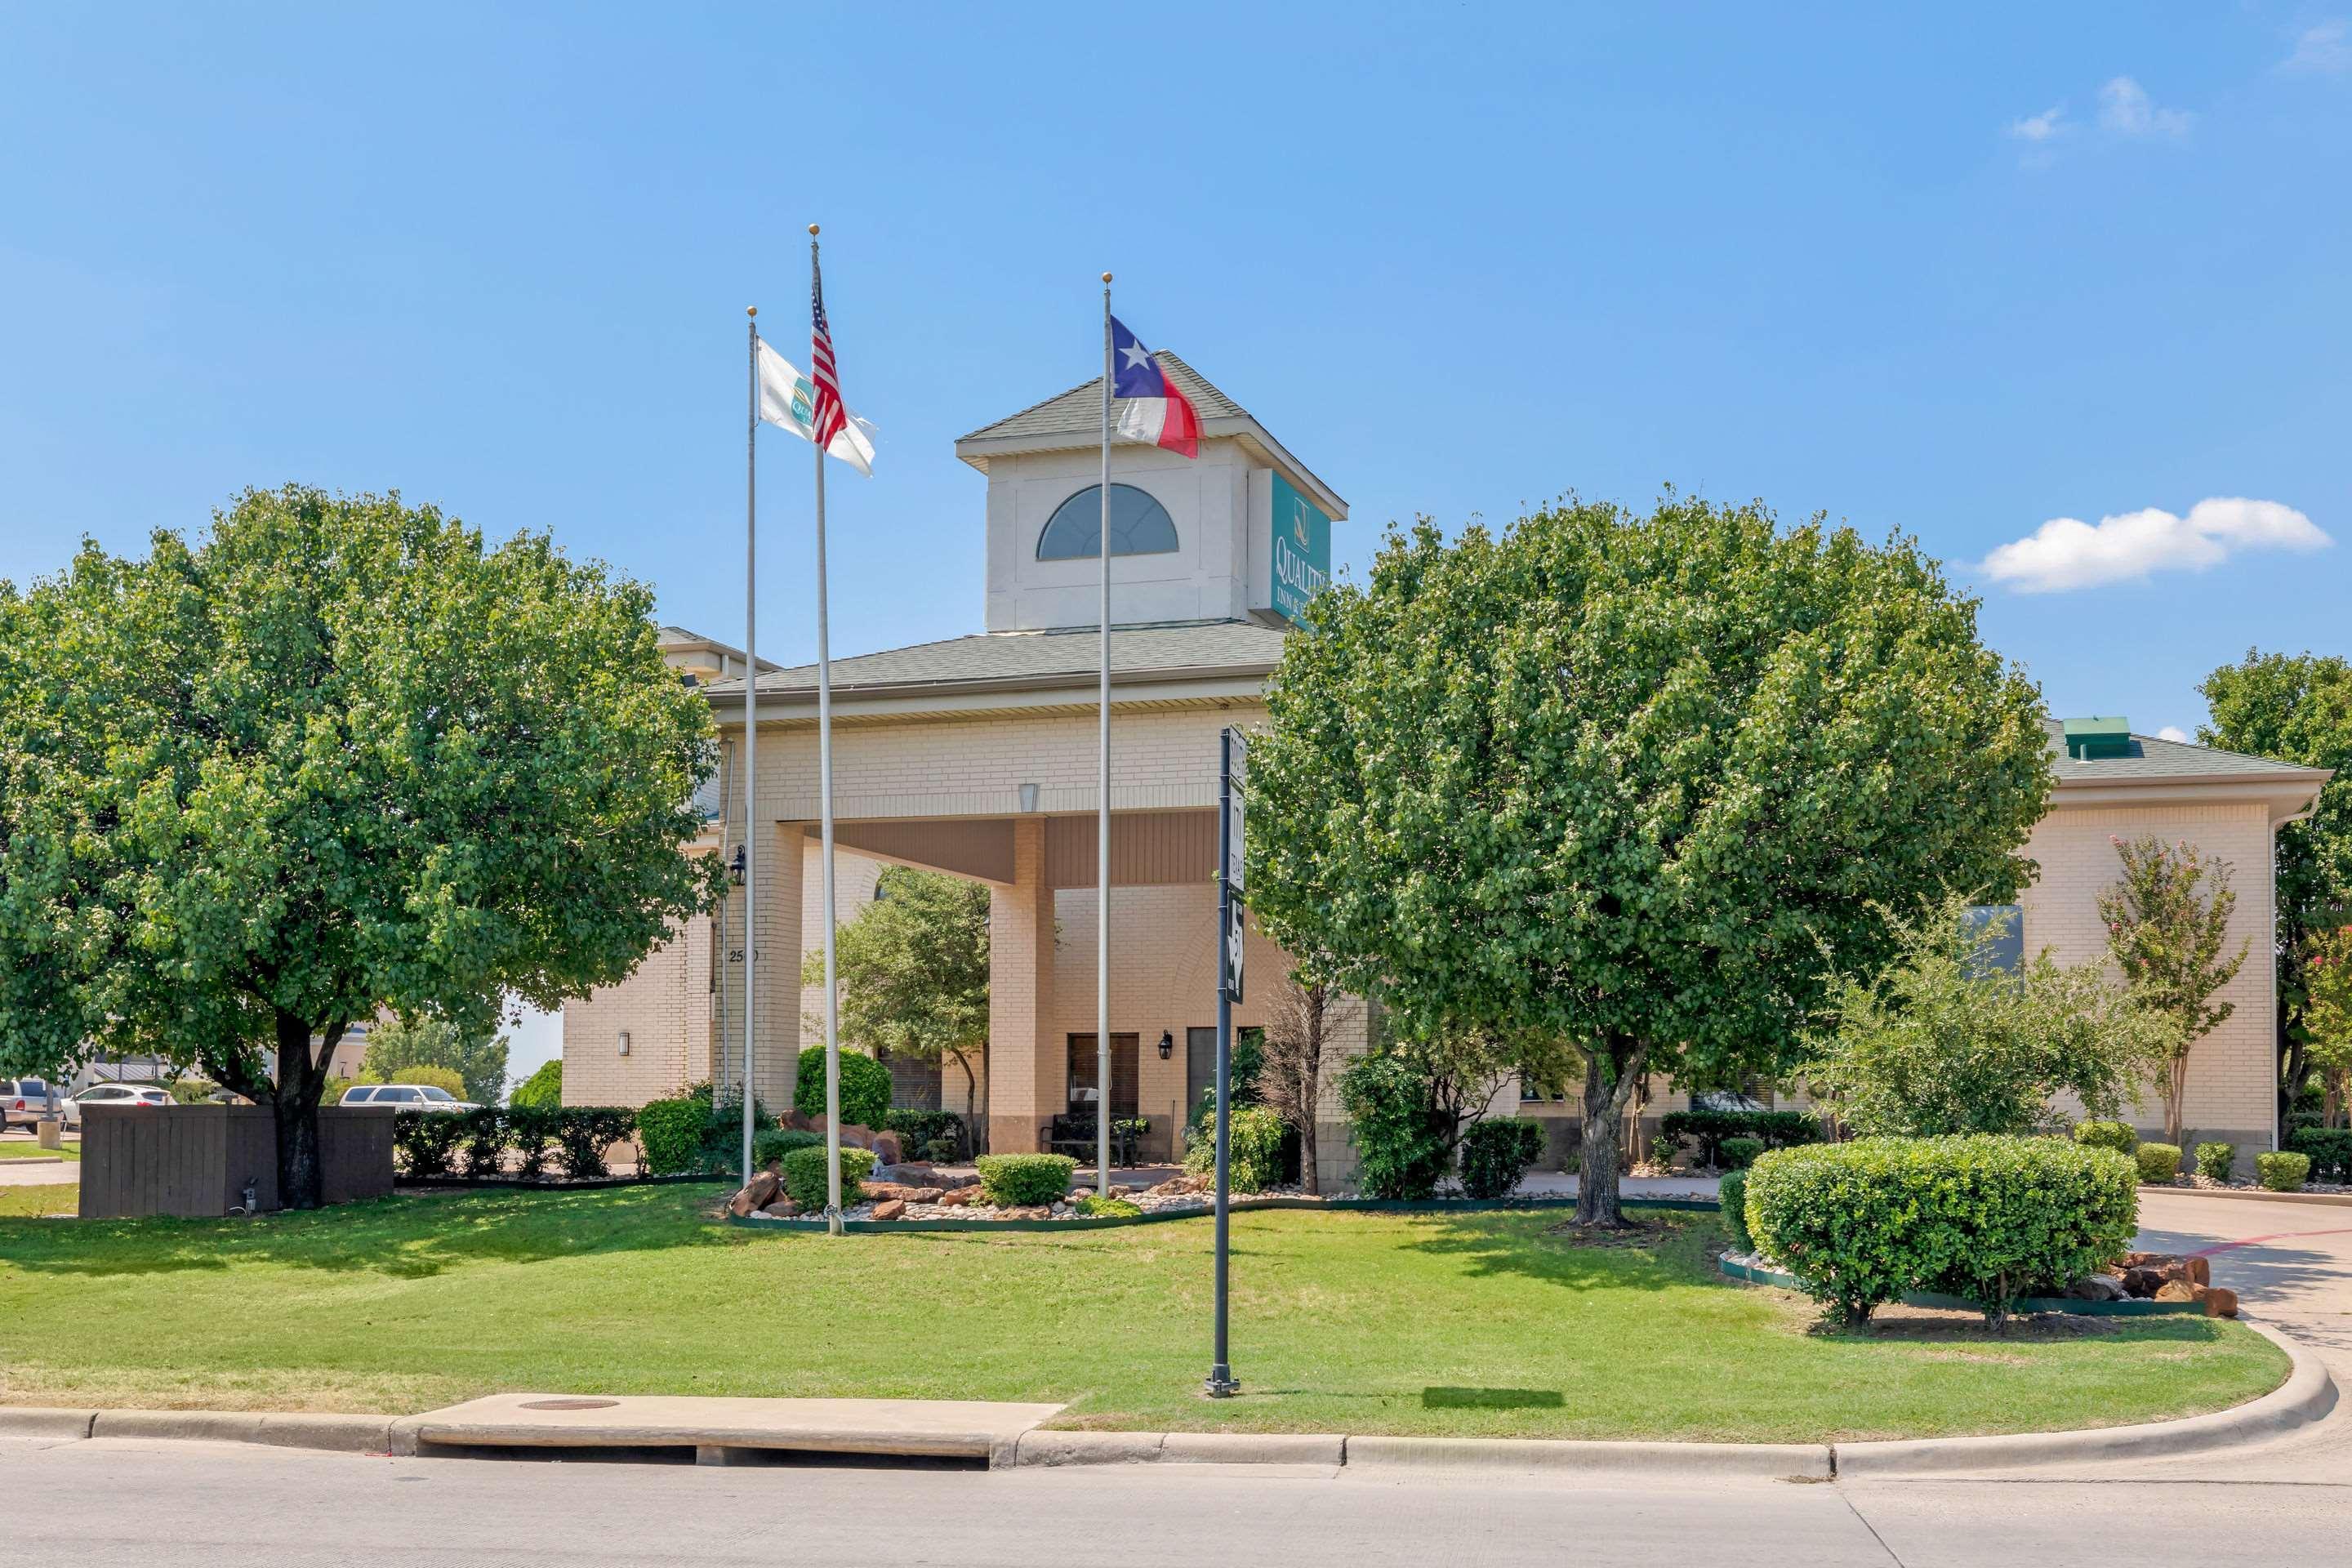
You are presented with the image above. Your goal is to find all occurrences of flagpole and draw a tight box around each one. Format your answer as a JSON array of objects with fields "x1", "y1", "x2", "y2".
[
  {"x1": 812, "y1": 225, "x2": 846, "y2": 1238},
  {"x1": 1096, "y1": 272, "x2": 1113, "y2": 1199},
  {"x1": 742, "y1": 305, "x2": 760, "y2": 1192}
]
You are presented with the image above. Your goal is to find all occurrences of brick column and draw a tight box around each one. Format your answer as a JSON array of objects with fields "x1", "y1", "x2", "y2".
[
  {"x1": 988, "y1": 817, "x2": 1058, "y2": 1152},
  {"x1": 748, "y1": 819, "x2": 804, "y2": 1116}
]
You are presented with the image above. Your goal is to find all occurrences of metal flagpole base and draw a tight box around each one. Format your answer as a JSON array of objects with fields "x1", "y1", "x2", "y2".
[
  {"x1": 1203, "y1": 1367, "x2": 1240, "y2": 1399},
  {"x1": 824, "y1": 1204, "x2": 844, "y2": 1236}
]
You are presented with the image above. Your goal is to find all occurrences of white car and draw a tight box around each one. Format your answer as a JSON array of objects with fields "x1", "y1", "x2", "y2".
[
  {"x1": 339, "y1": 1085, "x2": 479, "y2": 1113},
  {"x1": 60, "y1": 1083, "x2": 174, "y2": 1128}
]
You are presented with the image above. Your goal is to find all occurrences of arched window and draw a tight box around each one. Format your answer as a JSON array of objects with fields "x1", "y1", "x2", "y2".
[{"x1": 1036, "y1": 483, "x2": 1180, "y2": 560}]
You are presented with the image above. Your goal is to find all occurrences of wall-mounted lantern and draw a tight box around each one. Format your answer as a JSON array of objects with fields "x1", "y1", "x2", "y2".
[
  {"x1": 1018, "y1": 782, "x2": 1040, "y2": 813},
  {"x1": 1157, "y1": 1029, "x2": 1174, "y2": 1061},
  {"x1": 729, "y1": 844, "x2": 746, "y2": 886},
  {"x1": 617, "y1": 1031, "x2": 632, "y2": 1058}
]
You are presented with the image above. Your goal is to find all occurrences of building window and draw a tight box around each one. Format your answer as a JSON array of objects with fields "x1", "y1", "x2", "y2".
[
  {"x1": 1036, "y1": 484, "x2": 1179, "y2": 560},
  {"x1": 1960, "y1": 903, "x2": 2025, "y2": 975}
]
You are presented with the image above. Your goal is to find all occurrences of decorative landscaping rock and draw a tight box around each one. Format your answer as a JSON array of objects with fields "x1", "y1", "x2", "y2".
[
  {"x1": 935, "y1": 1187, "x2": 980, "y2": 1207},
  {"x1": 760, "y1": 1199, "x2": 800, "y2": 1218},
  {"x1": 2065, "y1": 1275, "x2": 2129, "y2": 1302},
  {"x1": 2202, "y1": 1286, "x2": 2239, "y2": 1317},
  {"x1": 2120, "y1": 1267, "x2": 2165, "y2": 1298},
  {"x1": 2154, "y1": 1280, "x2": 2199, "y2": 1303},
  {"x1": 870, "y1": 1199, "x2": 906, "y2": 1221},
  {"x1": 726, "y1": 1172, "x2": 782, "y2": 1217}
]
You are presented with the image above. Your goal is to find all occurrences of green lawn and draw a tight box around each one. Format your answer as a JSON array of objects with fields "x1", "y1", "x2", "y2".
[
  {"x1": 0, "y1": 1141, "x2": 78, "y2": 1161},
  {"x1": 0, "y1": 1183, "x2": 78, "y2": 1218},
  {"x1": 0, "y1": 1185, "x2": 2286, "y2": 1441}
]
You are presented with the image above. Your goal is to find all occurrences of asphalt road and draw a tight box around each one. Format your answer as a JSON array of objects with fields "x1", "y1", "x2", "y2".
[{"x1": 2, "y1": 1188, "x2": 2344, "y2": 1566}]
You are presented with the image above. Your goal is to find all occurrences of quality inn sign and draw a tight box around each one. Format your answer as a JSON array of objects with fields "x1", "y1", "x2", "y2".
[{"x1": 1268, "y1": 474, "x2": 1331, "y2": 626}]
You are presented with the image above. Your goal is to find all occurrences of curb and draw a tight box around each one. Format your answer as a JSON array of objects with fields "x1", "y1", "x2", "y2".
[
  {"x1": 2140, "y1": 1185, "x2": 2352, "y2": 1209},
  {"x1": 1832, "y1": 1321, "x2": 2335, "y2": 1477},
  {"x1": 1343, "y1": 1435, "x2": 1830, "y2": 1479},
  {"x1": 7, "y1": 1320, "x2": 2328, "y2": 1480}
]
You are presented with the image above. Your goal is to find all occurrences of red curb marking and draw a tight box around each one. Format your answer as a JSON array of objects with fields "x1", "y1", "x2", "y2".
[{"x1": 2177, "y1": 1226, "x2": 2352, "y2": 1259}]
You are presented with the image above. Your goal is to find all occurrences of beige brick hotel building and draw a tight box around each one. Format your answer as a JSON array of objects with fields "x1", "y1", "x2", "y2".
[{"x1": 565, "y1": 357, "x2": 2330, "y2": 1178}]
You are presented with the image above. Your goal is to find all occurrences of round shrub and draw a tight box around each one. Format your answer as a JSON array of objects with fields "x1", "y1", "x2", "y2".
[
  {"x1": 975, "y1": 1152, "x2": 1078, "y2": 1207},
  {"x1": 1744, "y1": 1135, "x2": 2138, "y2": 1325},
  {"x1": 883, "y1": 1108, "x2": 969, "y2": 1161},
  {"x1": 795, "y1": 1047, "x2": 892, "y2": 1130},
  {"x1": 2285, "y1": 1126, "x2": 2352, "y2": 1183},
  {"x1": 1719, "y1": 1136, "x2": 1766, "y2": 1172},
  {"x1": 2072, "y1": 1120, "x2": 2138, "y2": 1156},
  {"x1": 921, "y1": 1137, "x2": 961, "y2": 1163},
  {"x1": 392, "y1": 1110, "x2": 464, "y2": 1178},
  {"x1": 754, "y1": 1128, "x2": 823, "y2": 1169},
  {"x1": 636, "y1": 1097, "x2": 712, "y2": 1176},
  {"x1": 1337, "y1": 1049, "x2": 1451, "y2": 1200},
  {"x1": 1076, "y1": 1194, "x2": 1142, "y2": 1218},
  {"x1": 2256, "y1": 1151, "x2": 2311, "y2": 1193},
  {"x1": 1184, "y1": 1105, "x2": 1290, "y2": 1193},
  {"x1": 510, "y1": 1059, "x2": 563, "y2": 1111},
  {"x1": 1717, "y1": 1167, "x2": 1753, "y2": 1254},
  {"x1": 2194, "y1": 1141, "x2": 2237, "y2": 1182},
  {"x1": 779, "y1": 1143, "x2": 877, "y2": 1211},
  {"x1": 1459, "y1": 1116, "x2": 1548, "y2": 1199},
  {"x1": 2135, "y1": 1143, "x2": 2183, "y2": 1184}
]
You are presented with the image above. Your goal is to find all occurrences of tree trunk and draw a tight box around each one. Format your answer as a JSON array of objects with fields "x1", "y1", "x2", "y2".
[
  {"x1": 272, "y1": 1011, "x2": 334, "y2": 1210},
  {"x1": 1576, "y1": 1038, "x2": 1649, "y2": 1227},
  {"x1": 2166, "y1": 1050, "x2": 2190, "y2": 1148},
  {"x1": 2325, "y1": 1071, "x2": 2343, "y2": 1131}
]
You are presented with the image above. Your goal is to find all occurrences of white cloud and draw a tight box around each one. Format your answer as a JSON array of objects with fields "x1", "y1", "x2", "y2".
[
  {"x1": 2009, "y1": 105, "x2": 2068, "y2": 141},
  {"x1": 2157, "y1": 725, "x2": 2191, "y2": 744},
  {"x1": 1980, "y1": 497, "x2": 2331, "y2": 593},
  {"x1": 2097, "y1": 76, "x2": 2193, "y2": 136},
  {"x1": 2283, "y1": 19, "x2": 2351, "y2": 74}
]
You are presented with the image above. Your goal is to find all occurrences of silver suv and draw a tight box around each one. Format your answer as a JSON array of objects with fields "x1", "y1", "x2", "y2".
[{"x1": 2, "y1": 1077, "x2": 65, "y2": 1131}]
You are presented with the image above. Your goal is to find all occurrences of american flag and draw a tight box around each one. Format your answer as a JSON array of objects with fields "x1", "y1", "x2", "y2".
[{"x1": 809, "y1": 252, "x2": 848, "y2": 451}]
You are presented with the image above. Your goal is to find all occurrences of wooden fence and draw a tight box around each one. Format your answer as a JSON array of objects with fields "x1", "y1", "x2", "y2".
[{"x1": 78, "y1": 1103, "x2": 395, "y2": 1218}]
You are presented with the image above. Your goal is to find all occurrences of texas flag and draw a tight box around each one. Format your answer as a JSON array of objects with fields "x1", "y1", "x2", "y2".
[{"x1": 1110, "y1": 316, "x2": 1200, "y2": 459}]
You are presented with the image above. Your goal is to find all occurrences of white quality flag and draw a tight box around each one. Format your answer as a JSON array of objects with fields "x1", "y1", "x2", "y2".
[{"x1": 756, "y1": 337, "x2": 877, "y2": 475}]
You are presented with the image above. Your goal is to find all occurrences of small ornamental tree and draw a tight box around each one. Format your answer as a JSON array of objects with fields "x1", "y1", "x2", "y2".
[
  {"x1": 1807, "y1": 898, "x2": 2168, "y2": 1137},
  {"x1": 805, "y1": 866, "x2": 990, "y2": 1129},
  {"x1": 0, "y1": 487, "x2": 724, "y2": 1206},
  {"x1": 2301, "y1": 924, "x2": 2352, "y2": 1128},
  {"x1": 1246, "y1": 495, "x2": 2051, "y2": 1224},
  {"x1": 2100, "y1": 835, "x2": 2249, "y2": 1146},
  {"x1": 509, "y1": 1058, "x2": 564, "y2": 1111},
  {"x1": 2198, "y1": 653, "x2": 2351, "y2": 1114},
  {"x1": 1258, "y1": 964, "x2": 1360, "y2": 1195}
]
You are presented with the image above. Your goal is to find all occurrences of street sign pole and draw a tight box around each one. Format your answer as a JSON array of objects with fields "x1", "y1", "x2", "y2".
[{"x1": 1207, "y1": 725, "x2": 1245, "y2": 1398}]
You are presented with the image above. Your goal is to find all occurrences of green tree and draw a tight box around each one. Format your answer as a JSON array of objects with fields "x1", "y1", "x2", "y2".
[
  {"x1": 0, "y1": 487, "x2": 723, "y2": 1205},
  {"x1": 1246, "y1": 496, "x2": 2051, "y2": 1223},
  {"x1": 1807, "y1": 900, "x2": 2167, "y2": 1137},
  {"x1": 2100, "y1": 835, "x2": 2249, "y2": 1147},
  {"x1": 510, "y1": 1058, "x2": 564, "y2": 1111},
  {"x1": 804, "y1": 866, "x2": 990, "y2": 1128},
  {"x1": 359, "y1": 1014, "x2": 510, "y2": 1106},
  {"x1": 2198, "y1": 653, "x2": 2352, "y2": 1112},
  {"x1": 2299, "y1": 924, "x2": 2352, "y2": 1127}
]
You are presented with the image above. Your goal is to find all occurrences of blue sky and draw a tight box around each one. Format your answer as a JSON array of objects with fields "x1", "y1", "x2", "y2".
[{"x1": 5, "y1": 3, "x2": 2346, "y2": 737}]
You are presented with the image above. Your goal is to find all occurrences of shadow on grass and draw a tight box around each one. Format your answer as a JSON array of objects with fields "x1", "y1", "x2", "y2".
[
  {"x1": 1423, "y1": 1386, "x2": 1566, "y2": 1410},
  {"x1": 1804, "y1": 1313, "x2": 2234, "y2": 1350},
  {"x1": 0, "y1": 1182, "x2": 742, "y2": 1281}
]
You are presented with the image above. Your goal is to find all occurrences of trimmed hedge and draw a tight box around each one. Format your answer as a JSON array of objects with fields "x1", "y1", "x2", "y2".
[
  {"x1": 795, "y1": 1048, "x2": 892, "y2": 1131},
  {"x1": 1719, "y1": 1136, "x2": 1765, "y2": 1172},
  {"x1": 975, "y1": 1152, "x2": 1077, "y2": 1207},
  {"x1": 1717, "y1": 1168, "x2": 1753, "y2": 1253},
  {"x1": 1183, "y1": 1104, "x2": 1289, "y2": 1193},
  {"x1": 2135, "y1": 1143, "x2": 2183, "y2": 1184},
  {"x1": 1459, "y1": 1116, "x2": 1547, "y2": 1200},
  {"x1": 780, "y1": 1144, "x2": 878, "y2": 1211},
  {"x1": 2257, "y1": 1151, "x2": 2311, "y2": 1193},
  {"x1": 2072, "y1": 1120, "x2": 2138, "y2": 1156},
  {"x1": 636, "y1": 1098, "x2": 714, "y2": 1176},
  {"x1": 1656, "y1": 1109, "x2": 1822, "y2": 1169},
  {"x1": 395, "y1": 1107, "x2": 635, "y2": 1182},
  {"x1": 754, "y1": 1128, "x2": 824, "y2": 1169},
  {"x1": 2284, "y1": 1126, "x2": 2352, "y2": 1183},
  {"x1": 1744, "y1": 1135, "x2": 2138, "y2": 1325},
  {"x1": 2194, "y1": 1141, "x2": 2237, "y2": 1182}
]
